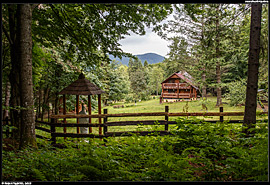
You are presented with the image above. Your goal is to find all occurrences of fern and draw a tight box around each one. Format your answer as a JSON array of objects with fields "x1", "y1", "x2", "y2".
[{"x1": 32, "y1": 168, "x2": 47, "y2": 181}]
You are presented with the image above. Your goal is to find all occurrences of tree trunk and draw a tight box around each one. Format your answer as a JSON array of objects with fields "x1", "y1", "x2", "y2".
[
  {"x1": 216, "y1": 63, "x2": 222, "y2": 106},
  {"x1": 202, "y1": 67, "x2": 207, "y2": 99},
  {"x1": 243, "y1": 3, "x2": 262, "y2": 136},
  {"x1": 37, "y1": 89, "x2": 44, "y2": 119},
  {"x1": 201, "y1": 5, "x2": 207, "y2": 100},
  {"x1": 215, "y1": 5, "x2": 222, "y2": 107},
  {"x1": 17, "y1": 4, "x2": 37, "y2": 149},
  {"x1": 39, "y1": 89, "x2": 44, "y2": 120},
  {"x1": 156, "y1": 80, "x2": 159, "y2": 96},
  {"x1": 54, "y1": 93, "x2": 59, "y2": 115},
  {"x1": 3, "y1": 81, "x2": 11, "y2": 118},
  {"x1": 8, "y1": 5, "x2": 21, "y2": 141},
  {"x1": 42, "y1": 86, "x2": 50, "y2": 119}
]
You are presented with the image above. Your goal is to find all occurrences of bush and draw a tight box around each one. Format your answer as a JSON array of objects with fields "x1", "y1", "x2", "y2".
[
  {"x1": 2, "y1": 121, "x2": 268, "y2": 181},
  {"x1": 225, "y1": 79, "x2": 246, "y2": 106},
  {"x1": 140, "y1": 91, "x2": 151, "y2": 101},
  {"x1": 173, "y1": 117, "x2": 268, "y2": 181},
  {"x1": 124, "y1": 94, "x2": 134, "y2": 103},
  {"x1": 2, "y1": 141, "x2": 112, "y2": 181},
  {"x1": 92, "y1": 134, "x2": 193, "y2": 181}
]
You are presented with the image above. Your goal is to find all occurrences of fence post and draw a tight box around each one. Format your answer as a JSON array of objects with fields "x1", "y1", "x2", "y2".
[
  {"x1": 50, "y1": 118, "x2": 56, "y2": 145},
  {"x1": 104, "y1": 109, "x2": 108, "y2": 134},
  {"x1": 219, "y1": 106, "x2": 224, "y2": 122},
  {"x1": 165, "y1": 106, "x2": 169, "y2": 131},
  {"x1": 103, "y1": 109, "x2": 108, "y2": 142}
]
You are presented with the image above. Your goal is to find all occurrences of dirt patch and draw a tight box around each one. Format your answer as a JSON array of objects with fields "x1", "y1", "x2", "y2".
[{"x1": 113, "y1": 105, "x2": 124, "y2": 108}]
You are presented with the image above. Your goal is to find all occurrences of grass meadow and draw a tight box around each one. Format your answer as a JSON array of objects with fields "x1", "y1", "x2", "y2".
[{"x1": 36, "y1": 96, "x2": 268, "y2": 138}]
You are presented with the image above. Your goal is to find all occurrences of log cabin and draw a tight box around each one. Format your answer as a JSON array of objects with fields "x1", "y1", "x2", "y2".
[{"x1": 161, "y1": 71, "x2": 199, "y2": 102}]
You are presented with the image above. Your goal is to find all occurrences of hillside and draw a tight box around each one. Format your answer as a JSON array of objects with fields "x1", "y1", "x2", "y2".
[
  {"x1": 136, "y1": 53, "x2": 165, "y2": 64},
  {"x1": 108, "y1": 53, "x2": 165, "y2": 66}
]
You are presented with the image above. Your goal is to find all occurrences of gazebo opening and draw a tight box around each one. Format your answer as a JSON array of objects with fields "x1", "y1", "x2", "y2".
[{"x1": 53, "y1": 73, "x2": 105, "y2": 136}]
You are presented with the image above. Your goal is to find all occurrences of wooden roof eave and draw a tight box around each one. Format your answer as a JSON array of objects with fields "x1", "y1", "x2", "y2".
[
  {"x1": 58, "y1": 73, "x2": 105, "y2": 95},
  {"x1": 161, "y1": 72, "x2": 199, "y2": 90}
]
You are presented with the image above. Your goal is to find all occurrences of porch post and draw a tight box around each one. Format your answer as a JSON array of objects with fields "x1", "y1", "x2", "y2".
[
  {"x1": 76, "y1": 95, "x2": 79, "y2": 134},
  {"x1": 98, "y1": 94, "x2": 102, "y2": 135},
  {"x1": 88, "y1": 95, "x2": 92, "y2": 133},
  {"x1": 63, "y1": 94, "x2": 67, "y2": 139},
  {"x1": 177, "y1": 83, "x2": 179, "y2": 99}
]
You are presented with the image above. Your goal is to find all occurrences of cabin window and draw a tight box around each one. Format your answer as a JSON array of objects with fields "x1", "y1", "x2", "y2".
[{"x1": 168, "y1": 79, "x2": 175, "y2": 83}]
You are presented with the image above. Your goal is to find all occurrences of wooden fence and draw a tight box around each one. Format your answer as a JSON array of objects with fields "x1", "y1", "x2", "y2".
[
  {"x1": 2, "y1": 106, "x2": 268, "y2": 145},
  {"x1": 44, "y1": 106, "x2": 268, "y2": 144}
]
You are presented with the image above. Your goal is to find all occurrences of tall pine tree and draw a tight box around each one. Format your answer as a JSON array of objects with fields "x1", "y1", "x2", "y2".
[{"x1": 243, "y1": 3, "x2": 262, "y2": 136}]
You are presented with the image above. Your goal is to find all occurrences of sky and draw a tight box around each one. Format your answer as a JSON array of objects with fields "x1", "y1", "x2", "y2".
[
  {"x1": 118, "y1": 13, "x2": 175, "y2": 57},
  {"x1": 119, "y1": 28, "x2": 170, "y2": 57}
]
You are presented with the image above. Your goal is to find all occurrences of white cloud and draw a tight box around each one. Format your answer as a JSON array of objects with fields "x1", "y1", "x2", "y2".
[
  {"x1": 119, "y1": 29, "x2": 170, "y2": 57},
  {"x1": 118, "y1": 11, "x2": 177, "y2": 57}
]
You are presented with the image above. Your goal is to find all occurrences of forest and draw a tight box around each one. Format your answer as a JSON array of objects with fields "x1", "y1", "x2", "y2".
[{"x1": 1, "y1": 3, "x2": 269, "y2": 182}]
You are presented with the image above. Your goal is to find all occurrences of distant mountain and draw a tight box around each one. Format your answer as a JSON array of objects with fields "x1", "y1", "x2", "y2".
[
  {"x1": 108, "y1": 53, "x2": 165, "y2": 66},
  {"x1": 136, "y1": 53, "x2": 165, "y2": 65}
]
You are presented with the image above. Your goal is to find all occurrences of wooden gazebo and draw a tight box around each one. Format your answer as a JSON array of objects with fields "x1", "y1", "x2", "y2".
[{"x1": 58, "y1": 73, "x2": 105, "y2": 136}]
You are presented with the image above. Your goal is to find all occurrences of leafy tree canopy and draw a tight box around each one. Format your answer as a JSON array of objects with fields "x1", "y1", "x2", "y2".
[{"x1": 32, "y1": 4, "x2": 173, "y2": 68}]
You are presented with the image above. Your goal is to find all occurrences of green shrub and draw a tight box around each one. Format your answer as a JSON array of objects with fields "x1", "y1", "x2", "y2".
[
  {"x1": 173, "y1": 117, "x2": 268, "y2": 181},
  {"x1": 2, "y1": 141, "x2": 111, "y2": 181},
  {"x1": 2, "y1": 121, "x2": 268, "y2": 181},
  {"x1": 225, "y1": 79, "x2": 247, "y2": 106}
]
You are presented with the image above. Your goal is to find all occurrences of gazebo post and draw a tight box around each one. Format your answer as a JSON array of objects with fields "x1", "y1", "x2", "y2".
[
  {"x1": 76, "y1": 95, "x2": 79, "y2": 134},
  {"x1": 57, "y1": 73, "x2": 105, "y2": 139},
  {"x1": 98, "y1": 94, "x2": 102, "y2": 135},
  {"x1": 63, "y1": 94, "x2": 67, "y2": 140},
  {"x1": 88, "y1": 95, "x2": 92, "y2": 133}
]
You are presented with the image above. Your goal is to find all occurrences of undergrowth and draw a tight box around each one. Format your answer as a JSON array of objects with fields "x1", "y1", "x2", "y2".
[{"x1": 2, "y1": 118, "x2": 268, "y2": 181}]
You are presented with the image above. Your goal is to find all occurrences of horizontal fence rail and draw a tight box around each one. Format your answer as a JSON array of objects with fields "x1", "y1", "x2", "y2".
[
  {"x1": 49, "y1": 111, "x2": 267, "y2": 119},
  {"x1": 42, "y1": 119, "x2": 268, "y2": 128},
  {"x1": 29, "y1": 106, "x2": 269, "y2": 145},
  {"x1": 3, "y1": 106, "x2": 268, "y2": 145}
]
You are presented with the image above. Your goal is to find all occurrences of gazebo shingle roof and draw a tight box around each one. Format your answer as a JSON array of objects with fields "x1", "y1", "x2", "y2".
[{"x1": 59, "y1": 73, "x2": 105, "y2": 95}]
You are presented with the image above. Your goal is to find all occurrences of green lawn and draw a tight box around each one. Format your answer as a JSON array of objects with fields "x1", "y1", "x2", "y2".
[
  {"x1": 36, "y1": 96, "x2": 269, "y2": 137},
  {"x1": 101, "y1": 96, "x2": 246, "y2": 133},
  {"x1": 7, "y1": 97, "x2": 268, "y2": 181},
  {"x1": 103, "y1": 96, "x2": 246, "y2": 120}
]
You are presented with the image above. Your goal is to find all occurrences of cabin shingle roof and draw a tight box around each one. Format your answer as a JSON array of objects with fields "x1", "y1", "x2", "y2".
[{"x1": 161, "y1": 71, "x2": 199, "y2": 90}]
